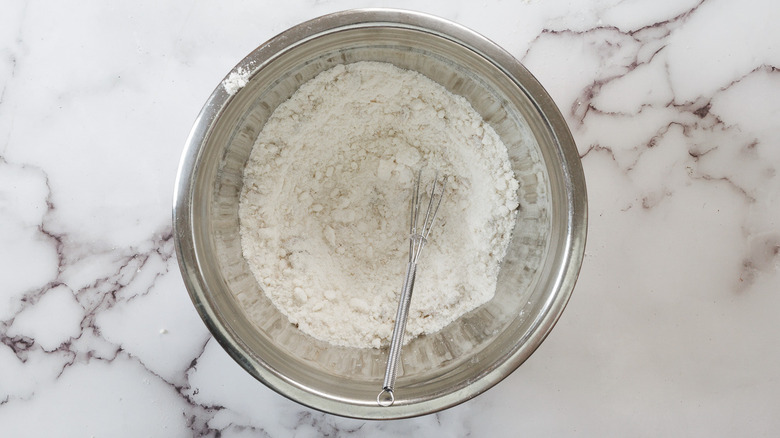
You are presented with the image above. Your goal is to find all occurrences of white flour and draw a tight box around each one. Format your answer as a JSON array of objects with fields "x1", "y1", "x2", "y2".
[
  {"x1": 238, "y1": 62, "x2": 519, "y2": 349},
  {"x1": 223, "y1": 67, "x2": 250, "y2": 95}
]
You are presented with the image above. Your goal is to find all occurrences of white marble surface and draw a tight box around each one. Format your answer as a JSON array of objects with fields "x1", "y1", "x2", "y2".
[{"x1": 1, "y1": 0, "x2": 779, "y2": 436}]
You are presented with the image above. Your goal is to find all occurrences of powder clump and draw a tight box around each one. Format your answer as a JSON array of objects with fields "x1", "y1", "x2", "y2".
[
  {"x1": 223, "y1": 67, "x2": 250, "y2": 95},
  {"x1": 238, "y1": 61, "x2": 519, "y2": 349}
]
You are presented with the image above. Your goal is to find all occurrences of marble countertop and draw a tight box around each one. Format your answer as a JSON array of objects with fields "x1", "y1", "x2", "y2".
[{"x1": 2, "y1": 1, "x2": 778, "y2": 436}]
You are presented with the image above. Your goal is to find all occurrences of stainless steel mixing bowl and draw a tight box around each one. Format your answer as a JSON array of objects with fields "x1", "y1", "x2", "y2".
[{"x1": 173, "y1": 9, "x2": 587, "y2": 419}]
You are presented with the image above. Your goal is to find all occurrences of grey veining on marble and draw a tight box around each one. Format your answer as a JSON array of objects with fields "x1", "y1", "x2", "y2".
[{"x1": 1, "y1": 0, "x2": 778, "y2": 436}]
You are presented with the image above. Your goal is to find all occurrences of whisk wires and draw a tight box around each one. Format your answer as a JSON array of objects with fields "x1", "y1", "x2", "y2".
[{"x1": 408, "y1": 169, "x2": 447, "y2": 265}]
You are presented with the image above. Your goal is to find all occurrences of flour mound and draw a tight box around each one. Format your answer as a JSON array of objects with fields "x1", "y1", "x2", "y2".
[{"x1": 238, "y1": 62, "x2": 519, "y2": 349}]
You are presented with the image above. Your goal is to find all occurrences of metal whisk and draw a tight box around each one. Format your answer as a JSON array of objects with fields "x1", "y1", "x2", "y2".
[{"x1": 378, "y1": 169, "x2": 447, "y2": 407}]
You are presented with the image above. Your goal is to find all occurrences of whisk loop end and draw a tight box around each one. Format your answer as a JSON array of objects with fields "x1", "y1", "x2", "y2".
[
  {"x1": 378, "y1": 169, "x2": 447, "y2": 407},
  {"x1": 377, "y1": 388, "x2": 395, "y2": 407}
]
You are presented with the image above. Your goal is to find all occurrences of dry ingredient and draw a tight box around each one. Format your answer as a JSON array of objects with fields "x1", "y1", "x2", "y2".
[
  {"x1": 223, "y1": 67, "x2": 250, "y2": 95},
  {"x1": 238, "y1": 61, "x2": 519, "y2": 349}
]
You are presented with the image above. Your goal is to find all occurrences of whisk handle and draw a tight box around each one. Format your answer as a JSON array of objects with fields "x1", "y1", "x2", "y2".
[{"x1": 379, "y1": 261, "x2": 417, "y2": 406}]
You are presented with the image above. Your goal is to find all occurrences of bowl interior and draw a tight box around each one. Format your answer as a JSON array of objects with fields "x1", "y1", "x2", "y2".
[{"x1": 180, "y1": 17, "x2": 582, "y2": 419}]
